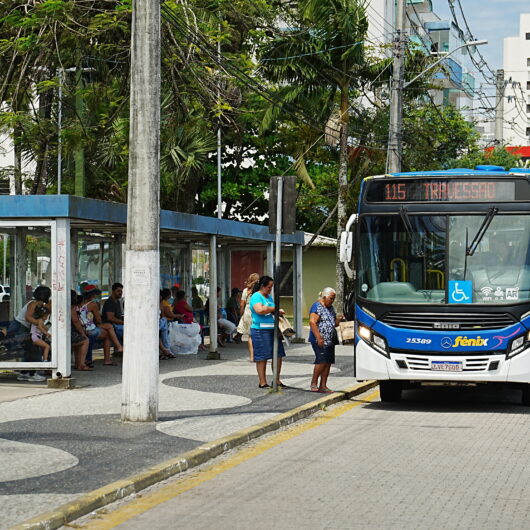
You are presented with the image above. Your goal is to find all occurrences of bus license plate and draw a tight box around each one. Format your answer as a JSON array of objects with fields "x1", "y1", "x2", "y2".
[{"x1": 431, "y1": 361, "x2": 462, "y2": 372}]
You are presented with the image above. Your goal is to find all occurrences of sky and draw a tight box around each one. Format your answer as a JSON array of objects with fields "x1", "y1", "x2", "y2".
[{"x1": 433, "y1": 0, "x2": 528, "y2": 72}]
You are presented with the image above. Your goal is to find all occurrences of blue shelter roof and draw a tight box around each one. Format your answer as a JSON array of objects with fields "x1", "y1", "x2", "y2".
[{"x1": 0, "y1": 195, "x2": 304, "y2": 245}]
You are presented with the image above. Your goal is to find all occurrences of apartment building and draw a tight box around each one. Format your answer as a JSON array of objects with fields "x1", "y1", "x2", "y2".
[
  {"x1": 366, "y1": 0, "x2": 477, "y2": 112},
  {"x1": 503, "y1": 13, "x2": 530, "y2": 146}
]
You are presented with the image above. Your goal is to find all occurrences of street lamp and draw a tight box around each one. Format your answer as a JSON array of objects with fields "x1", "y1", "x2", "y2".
[{"x1": 404, "y1": 40, "x2": 488, "y2": 88}]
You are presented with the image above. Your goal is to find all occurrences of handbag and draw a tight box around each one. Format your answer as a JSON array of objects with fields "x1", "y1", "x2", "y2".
[{"x1": 278, "y1": 316, "x2": 295, "y2": 337}]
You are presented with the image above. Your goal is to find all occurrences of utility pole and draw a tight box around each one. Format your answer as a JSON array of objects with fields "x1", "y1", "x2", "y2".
[
  {"x1": 387, "y1": 0, "x2": 406, "y2": 174},
  {"x1": 122, "y1": 0, "x2": 161, "y2": 422},
  {"x1": 217, "y1": 23, "x2": 222, "y2": 220},
  {"x1": 495, "y1": 69, "x2": 505, "y2": 145}
]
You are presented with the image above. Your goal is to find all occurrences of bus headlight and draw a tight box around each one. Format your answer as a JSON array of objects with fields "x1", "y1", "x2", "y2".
[
  {"x1": 507, "y1": 335, "x2": 526, "y2": 359},
  {"x1": 358, "y1": 324, "x2": 389, "y2": 358},
  {"x1": 358, "y1": 324, "x2": 372, "y2": 341}
]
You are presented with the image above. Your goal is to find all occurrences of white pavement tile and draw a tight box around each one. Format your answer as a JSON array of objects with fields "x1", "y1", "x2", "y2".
[
  {"x1": 0, "y1": 439, "x2": 78, "y2": 482},
  {"x1": 156, "y1": 413, "x2": 279, "y2": 442},
  {"x1": 0, "y1": 494, "x2": 79, "y2": 530}
]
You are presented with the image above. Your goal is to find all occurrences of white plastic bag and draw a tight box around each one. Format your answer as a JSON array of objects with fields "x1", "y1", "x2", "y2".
[{"x1": 168, "y1": 322, "x2": 201, "y2": 355}]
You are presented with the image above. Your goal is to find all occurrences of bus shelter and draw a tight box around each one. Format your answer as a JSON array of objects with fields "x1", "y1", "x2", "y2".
[{"x1": 0, "y1": 195, "x2": 304, "y2": 382}]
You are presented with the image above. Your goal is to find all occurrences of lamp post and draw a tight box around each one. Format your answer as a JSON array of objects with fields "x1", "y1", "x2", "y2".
[{"x1": 386, "y1": 11, "x2": 488, "y2": 174}]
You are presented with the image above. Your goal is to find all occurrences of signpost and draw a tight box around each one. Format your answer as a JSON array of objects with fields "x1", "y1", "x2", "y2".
[{"x1": 269, "y1": 176, "x2": 296, "y2": 392}]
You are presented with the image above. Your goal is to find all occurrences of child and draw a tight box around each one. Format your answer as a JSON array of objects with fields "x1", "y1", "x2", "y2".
[{"x1": 31, "y1": 305, "x2": 51, "y2": 361}]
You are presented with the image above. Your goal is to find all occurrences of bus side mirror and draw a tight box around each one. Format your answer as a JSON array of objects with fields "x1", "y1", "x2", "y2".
[
  {"x1": 339, "y1": 214, "x2": 357, "y2": 279},
  {"x1": 339, "y1": 231, "x2": 353, "y2": 263}
]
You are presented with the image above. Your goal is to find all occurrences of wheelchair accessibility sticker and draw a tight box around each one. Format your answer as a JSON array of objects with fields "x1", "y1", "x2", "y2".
[{"x1": 449, "y1": 281, "x2": 472, "y2": 304}]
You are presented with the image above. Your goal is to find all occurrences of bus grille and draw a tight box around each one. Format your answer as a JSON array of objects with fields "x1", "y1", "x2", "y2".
[
  {"x1": 381, "y1": 312, "x2": 516, "y2": 330},
  {"x1": 403, "y1": 356, "x2": 491, "y2": 372}
]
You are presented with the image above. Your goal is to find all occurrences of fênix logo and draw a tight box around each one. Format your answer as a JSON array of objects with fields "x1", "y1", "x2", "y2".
[{"x1": 452, "y1": 336, "x2": 489, "y2": 347}]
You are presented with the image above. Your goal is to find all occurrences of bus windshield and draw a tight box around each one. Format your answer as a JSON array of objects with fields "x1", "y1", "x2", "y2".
[{"x1": 358, "y1": 214, "x2": 530, "y2": 305}]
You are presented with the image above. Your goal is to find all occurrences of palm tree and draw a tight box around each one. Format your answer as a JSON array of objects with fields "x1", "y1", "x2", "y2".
[{"x1": 259, "y1": 0, "x2": 369, "y2": 308}]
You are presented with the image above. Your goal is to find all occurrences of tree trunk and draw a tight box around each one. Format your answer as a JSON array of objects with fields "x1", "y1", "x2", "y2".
[
  {"x1": 335, "y1": 84, "x2": 349, "y2": 313},
  {"x1": 13, "y1": 126, "x2": 22, "y2": 194}
]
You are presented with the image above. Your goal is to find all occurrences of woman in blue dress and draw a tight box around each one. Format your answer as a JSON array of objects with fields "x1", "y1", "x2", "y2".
[
  {"x1": 249, "y1": 275, "x2": 286, "y2": 388},
  {"x1": 309, "y1": 287, "x2": 342, "y2": 393}
]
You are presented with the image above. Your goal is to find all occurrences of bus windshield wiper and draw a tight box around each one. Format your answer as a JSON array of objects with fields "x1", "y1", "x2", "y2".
[
  {"x1": 466, "y1": 207, "x2": 498, "y2": 256},
  {"x1": 400, "y1": 206, "x2": 424, "y2": 257}
]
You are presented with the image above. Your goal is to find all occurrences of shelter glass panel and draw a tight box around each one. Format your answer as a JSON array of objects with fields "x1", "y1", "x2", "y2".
[
  {"x1": 76, "y1": 238, "x2": 117, "y2": 297},
  {"x1": 0, "y1": 224, "x2": 53, "y2": 368}
]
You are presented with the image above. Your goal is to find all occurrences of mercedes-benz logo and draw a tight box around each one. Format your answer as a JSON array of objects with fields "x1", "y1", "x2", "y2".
[{"x1": 441, "y1": 337, "x2": 453, "y2": 349}]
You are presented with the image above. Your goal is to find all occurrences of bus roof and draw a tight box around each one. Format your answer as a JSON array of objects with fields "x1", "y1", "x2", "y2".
[{"x1": 380, "y1": 168, "x2": 524, "y2": 178}]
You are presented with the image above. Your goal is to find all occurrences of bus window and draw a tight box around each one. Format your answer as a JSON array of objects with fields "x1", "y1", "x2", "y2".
[{"x1": 358, "y1": 215, "x2": 446, "y2": 303}]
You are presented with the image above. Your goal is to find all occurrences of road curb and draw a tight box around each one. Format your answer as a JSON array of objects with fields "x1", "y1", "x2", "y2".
[{"x1": 12, "y1": 380, "x2": 377, "y2": 530}]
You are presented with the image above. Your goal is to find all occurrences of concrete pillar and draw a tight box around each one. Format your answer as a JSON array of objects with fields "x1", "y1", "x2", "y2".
[
  {"x1": 121, "y1": 0, "x2": 160, "y2": 422},
  {"x1": 52, "y1": 218, "x2": 71, "y2": 378},
  {"x1": 207, "y1": 234, "x2": 219, "y2": 359},
  {"x1": 218, "y1": 244, "x2": 226, "y2": 306},
  {"x1": 266, "y1": 241, "x2": 274, "y2": 277},
  {"x1": 293, "y1": 243, "x2": 304, "y2": 341}
]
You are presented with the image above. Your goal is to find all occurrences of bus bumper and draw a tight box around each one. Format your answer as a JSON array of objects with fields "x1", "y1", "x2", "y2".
[{"x1": 356, "y1": 340, "x2": 530, "y2": 384}]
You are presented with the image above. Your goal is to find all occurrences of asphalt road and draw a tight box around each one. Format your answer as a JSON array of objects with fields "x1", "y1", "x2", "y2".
[{"x1": 75, "y1": 384, "x2": 530, "y2": 530}]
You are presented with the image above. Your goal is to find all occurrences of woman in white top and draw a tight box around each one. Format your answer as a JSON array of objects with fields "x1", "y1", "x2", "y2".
[{"x1": 237, "y1": 273, "x2": 259, "y2": 361}]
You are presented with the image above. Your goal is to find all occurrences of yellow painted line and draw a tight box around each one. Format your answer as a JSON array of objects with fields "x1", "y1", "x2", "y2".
[{"x1": 81, "y1": 390, "x2": 379, "y2": 529}]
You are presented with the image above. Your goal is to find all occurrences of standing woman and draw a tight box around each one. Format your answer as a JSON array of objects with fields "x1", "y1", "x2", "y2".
[
  {"x1": 309, "y1": 287, "x2": 342, "y2": 393},
  {"x1": 237, "y1": 273, "x2": 259, "y2": 361},
  {"x1": 249, "y1": 275, "x2": 285, "y2": 388}
]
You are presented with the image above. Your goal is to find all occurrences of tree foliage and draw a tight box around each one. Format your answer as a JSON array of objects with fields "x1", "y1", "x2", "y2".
[{"x1": 0, "y1": 0, "x2": 489, "y2": 238}]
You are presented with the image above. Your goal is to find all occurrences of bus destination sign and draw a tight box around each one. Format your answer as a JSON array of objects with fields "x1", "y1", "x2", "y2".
[{"x1": 365, "y1": 179, "x2": 529, "y2": 203}]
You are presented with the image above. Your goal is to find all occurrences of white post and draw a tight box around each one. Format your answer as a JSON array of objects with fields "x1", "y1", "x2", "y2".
[
  {"x1": 266, "y1": 242, "x2": 274, "y2": 277},
  {"x1": 57, "y1": 68, "x2": 63, "y2": 195},
  {"x1": 52, "y1": 219, "x2": 71, "y2": 378},
  {"x1": 3, "y1": 234, "x2": 7, "y2": 285},
  {"x1": 293, "y1": 243, "x2": 304, "y2": 340},
  {"x1": 272, "y1": 177, "x2": 283, "y2": 393},
  {"x1": 121, "y1": 0, "x2": 160, "y2": 422},
  {"x1": 185, "y1": 242, "x2": 193, "y2": 297},
  {"x1": 13, "y1": 228, "x2": 26, "y2": 317},
  {"x1": 207, "y1": 235, "x2": 219, "y2": 359}
]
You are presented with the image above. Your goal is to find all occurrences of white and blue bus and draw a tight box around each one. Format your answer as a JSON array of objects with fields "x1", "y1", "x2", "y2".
[{"x1": 340, "y1": 166, "x2": 530, "y2": 404}]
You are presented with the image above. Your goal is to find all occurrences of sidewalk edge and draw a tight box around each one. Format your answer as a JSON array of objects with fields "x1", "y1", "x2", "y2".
[{"x1": 11, "y1": 380, "x2": 377, "y2": 530}]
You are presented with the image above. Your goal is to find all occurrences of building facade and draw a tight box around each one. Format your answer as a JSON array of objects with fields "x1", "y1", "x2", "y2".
[
  {"x1": 503, "y1": 13, "x2": 530, "y2": 146},
  {"x1": 366, "y1": 0, "x2": 477, "y2": 114}
]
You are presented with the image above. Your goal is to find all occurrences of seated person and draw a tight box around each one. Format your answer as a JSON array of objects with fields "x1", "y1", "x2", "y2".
[
  {"x1": 226, "y1": 288, "x2": 242, "y2": 326},
  {"x1": 70, "y1": 290, "x2": 90, "y2": 370},
  {"x1": 30, "y1": 305, "x2": 51, "y2": 362},
  {"x1": 191, "y1": 286, "x2": 204, "y2": 310},
  {"x1": 79, "y1": 285, "x2": 123, "y2": 366},
  {"x1": 161, "y1": 288, "x2": 184, "y2": 322},
  {"x1": 102, "y1": 282, "x2": 124, "y2": 341},
  {"x1": 209, "y1": 287, "x2": 240, "y2": 346},
  {"x1": 173, "y1": 290, "x2": 194, "y2": 324}
]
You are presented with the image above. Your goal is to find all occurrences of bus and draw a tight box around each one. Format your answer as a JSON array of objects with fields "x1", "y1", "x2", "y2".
[{"x1": 339, "y1": 166, "x2": 530, "y2": 404}]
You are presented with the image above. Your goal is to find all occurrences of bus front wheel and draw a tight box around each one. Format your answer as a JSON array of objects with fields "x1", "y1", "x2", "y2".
[{"x1": 379, "y1": 381, "x2": 402, "y2": 402}]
